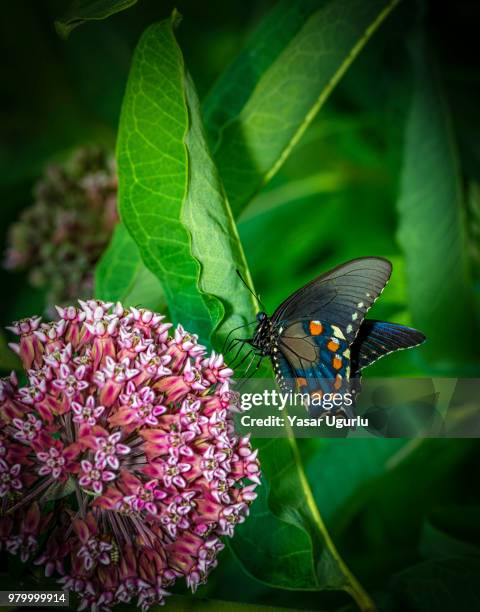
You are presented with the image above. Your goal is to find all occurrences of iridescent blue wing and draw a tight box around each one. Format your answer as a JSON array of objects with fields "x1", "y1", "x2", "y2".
[
  {"x1": 350, "y1": 320, "x2": 426, "y2": 375},
  {"x1": 272, "y1": 257, "x2": 392, "y2": 343}
]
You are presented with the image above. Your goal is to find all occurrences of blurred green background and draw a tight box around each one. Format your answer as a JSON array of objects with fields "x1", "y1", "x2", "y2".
[{"x1": 1, "y1": 1, "x2": 479, "y2": 611}]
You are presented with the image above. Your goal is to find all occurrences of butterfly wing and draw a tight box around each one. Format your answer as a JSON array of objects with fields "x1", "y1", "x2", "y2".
[
  {"x1": 272, "y1": 257, "x2": 392, "y2": 343},
  {"x1": 270, "y1": 258, "x2": 392, "y2": 416},
  {"x1": 350, "y1": 320, "x2": 426, "y2": 375}
]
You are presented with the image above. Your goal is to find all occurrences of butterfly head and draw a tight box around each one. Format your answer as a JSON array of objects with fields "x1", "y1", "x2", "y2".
[{"x1": 256, "y1": 311, "x2": 267, "y2": 323}]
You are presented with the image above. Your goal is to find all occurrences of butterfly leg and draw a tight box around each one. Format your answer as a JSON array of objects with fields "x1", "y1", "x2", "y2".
[
  {"x1": 228, "y1": 340, "x2": 251, "y2": 369},
  {"x1": 225, "y1": 336, "x2": 244, "y2": 357},
  {"x1": 243, "y1": 353, "x2": 264, "y2": 380},
  {"x1": 238, "y1": 349, "x2": 258, "y2": 379},
  {"x1": 237, "y1": 353, "x2": 264, "y2": 389},
  {"x1": 230, "y1": 345, "x2": 255, "y2": 373},
  {"x1": 250, "y1": 356, "x2": 264, "y2": 379},
  {"x1": 222, "y1": 321, "x2": 257, "y2": 353}
]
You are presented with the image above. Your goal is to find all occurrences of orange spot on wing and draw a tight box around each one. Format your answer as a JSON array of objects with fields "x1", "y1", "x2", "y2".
[
  {"x1": 296, "y1": 377, "x2": 308, "y2": 389},
  {"x1": 333, "y1": 355, "x2": 342, "y2": 370},
  {"x1": 310, "y1": 389, "x2": 323, "y2": 401},
  {"x1": 334, "y1": 374, "x2": 343, "y2": 390},
  {"x1": 309, "y1": 321, "x2": 323, "y2": 335},
  {"x1": 327, "y1": 338, "x2": 340, "y2": 352}
]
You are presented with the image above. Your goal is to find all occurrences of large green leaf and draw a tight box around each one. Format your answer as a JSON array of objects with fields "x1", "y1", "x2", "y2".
[
  {"x1": 397, "y1": 34, "x2": 478, "y2": 367},
  {"x1": 95, "y1": 223, "x2": 166, "y2": 311},
  {"x1": 115, "y1": 14, "x2": 257, "y2": 345},
  {"x1": 203, "y1": 0, "x2": 400, "y2": 215},
  {"x1": 55, "y1": 0, "x2": 139, "y2": 39}
]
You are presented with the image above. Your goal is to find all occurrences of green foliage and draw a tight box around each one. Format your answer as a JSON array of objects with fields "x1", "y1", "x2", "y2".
[
  {"x1": 300, "y1": 437, "x2": 406, "y2": 528},
  {"x1": 204, "y1": 0, "x2": 400, "y2": 215},
  {"x1": 397, "y1": 33, "x2": 479, "y2": 369},
  {"x1": 0, "y1": 330, "x2": 20, "y2": 371},
  {"x1": 114, "y1": 15, "x2": 257, "y2": 345},
  {"x1": 388, "y1": 557, "x2": 480, "y2": 612},
  {"x1": 231, "y1": 436, "x2": 374, "y2": 609},
  {"x1": 95, "y1": 223, "x2": 165, "y2": 310},
  {"x1": 334, "y1": 438, "x2": 476, "y2": 588},
  {"x1": 96, "y1": 0, "x2": 407, "y2": 345},
  {"x1": 55, "y1": 0, "x2": 139, "y2": 38},
  {"x1": 419, "y1": 506, "x2": 480, "y2": 560}
]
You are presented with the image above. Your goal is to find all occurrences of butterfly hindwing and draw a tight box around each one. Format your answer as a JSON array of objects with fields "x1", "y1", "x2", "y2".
[{"x1": 350, "y1": 320, "x2": 426, "y2": 374}]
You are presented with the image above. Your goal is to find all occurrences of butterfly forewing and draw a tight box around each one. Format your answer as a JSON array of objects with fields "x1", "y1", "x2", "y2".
[{"x1": 272, "y1": 257, "x2": 392, "y2": 343}]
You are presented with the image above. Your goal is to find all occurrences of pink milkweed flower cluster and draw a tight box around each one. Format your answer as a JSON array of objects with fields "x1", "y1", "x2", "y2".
[{"x1": 0, "y1": 301, "x2": 260, "y2": 610}]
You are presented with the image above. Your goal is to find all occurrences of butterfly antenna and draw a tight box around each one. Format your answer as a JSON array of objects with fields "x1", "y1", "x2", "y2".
[{"x1": 236, "y1": 269, "x2": 265, "y2": 311}]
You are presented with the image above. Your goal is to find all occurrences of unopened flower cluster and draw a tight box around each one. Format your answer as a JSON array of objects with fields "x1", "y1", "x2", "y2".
[
  {"x1": 0, "y1": 301, "x2": 260, "y2": 610},
  {"x1": 4, "y1": 147, "x2": 117, "y2": 310}
]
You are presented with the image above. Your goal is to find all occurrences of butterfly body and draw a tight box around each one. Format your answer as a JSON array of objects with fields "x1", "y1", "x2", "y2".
[
  {"x1": 251, "y1": 312, "x2": 274, "y2": 356},
  {"x1": 246, "y1": 257, "x2": 426, "y2": 417}
]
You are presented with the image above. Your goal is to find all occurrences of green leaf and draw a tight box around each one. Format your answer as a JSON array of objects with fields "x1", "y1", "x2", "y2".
[
  {"x1": 95, "y1": 223, "x2": 166, "y2": 311},
  {"x1": 203, "y1": 0, "x2": 400, "y2": 215},
  {"x1": 40, "y1": 476, "x2": 77, "y2": 503},
  {"x1": 419, "y1": 506, "x2": 480, "y2": 560},
  {"x1": 397, "y1": 34, "x2": 479, "y2": 367},
  {"x1": 55, "y1": 0, "x2": 139, "y2": 39},
  {"x1": 231, "y1": 434, "x2": 375, "y2": 610},
  {"x1": 116, "y1": 14, "x2": 257, "y2": 345},
  {"x1": 388, "y1": 557, "x2": 480, "y2": 612},
  {"x1": 419, "y1": 520, "x2": 480, "y2": 562}
]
